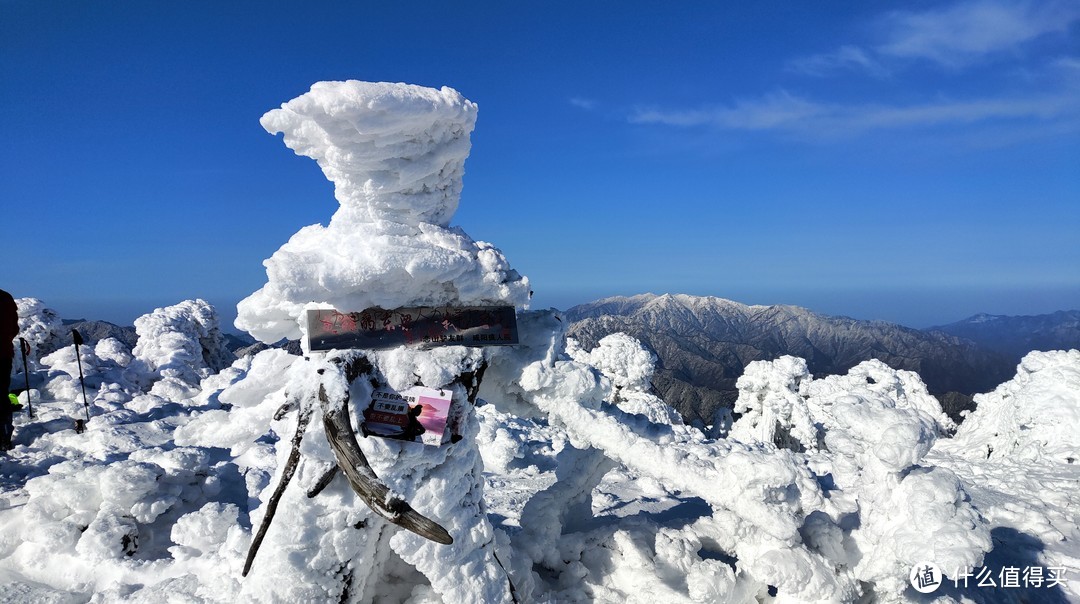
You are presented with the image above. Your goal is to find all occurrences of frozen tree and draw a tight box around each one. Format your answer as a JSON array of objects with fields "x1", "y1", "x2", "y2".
[
  {"x1": 727, "y1": 356, "x2": 991, "y2": 601},
  {"x1": 133, "y1": 299, "x2": 236, "y2": 398},
  {"x1": 12, "y1": 297, "x2": 65, "y2": 376},
  {"x1": 567, "y1": 333, "x2": 679, "y2": 424}
]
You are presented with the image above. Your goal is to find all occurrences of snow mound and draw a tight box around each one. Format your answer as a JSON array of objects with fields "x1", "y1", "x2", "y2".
[
  {"x1": 236, "y1": 81, "x2": 529, "y2": 344},
  {"x1": 726, "y1": 356, "x2": 989, "y2": 600},
  {"x1": 133, "y1": 299, "x2": 235, "y2": 390},
  {"x1": 19, "y1": 299, "x2": 234, "y2": 415},
  {"x1": 39, "y1": 337, "x2": 140, "y2": 407},
  {"x1": 948, "y1": 349, "x2": 1080, "y2": 463},
  {"x1": 14, "y1": 298, "x2": 64, "y2": 358}
]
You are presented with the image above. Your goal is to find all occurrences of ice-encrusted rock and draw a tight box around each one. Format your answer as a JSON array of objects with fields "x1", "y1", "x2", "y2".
[{"x1": 133, "y1": 299, "x2": 235, "y2": 390}]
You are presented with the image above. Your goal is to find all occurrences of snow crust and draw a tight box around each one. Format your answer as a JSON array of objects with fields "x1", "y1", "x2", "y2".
[{"x1": 2, "y1": 81, "x2": 1078, "y2": 603}]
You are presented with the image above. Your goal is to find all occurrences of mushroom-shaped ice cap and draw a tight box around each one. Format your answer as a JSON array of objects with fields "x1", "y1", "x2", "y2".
[{"x1": 261, "y1": 81, "x2": 477, "y2": 227}]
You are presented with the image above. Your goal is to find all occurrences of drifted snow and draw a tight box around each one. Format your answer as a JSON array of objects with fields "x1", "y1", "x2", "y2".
[{"x1": 944, "y1": 349, "x2": 1080, "y2": 464}]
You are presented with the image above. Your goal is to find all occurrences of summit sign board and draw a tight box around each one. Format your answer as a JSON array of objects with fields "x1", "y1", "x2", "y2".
[{"x1": 306, "y1": 306, "x2": 518, "y2": 352}]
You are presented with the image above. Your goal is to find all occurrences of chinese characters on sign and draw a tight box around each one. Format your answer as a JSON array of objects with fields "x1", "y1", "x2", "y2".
[
  {"x1": 360, "y1": 386, "x2": 453, "y2": 447},
  {"x1": 306, "y1": 306, "x2": 518, "y2": 351}
]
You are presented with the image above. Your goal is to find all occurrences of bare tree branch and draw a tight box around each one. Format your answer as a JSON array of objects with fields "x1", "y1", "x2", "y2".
[
  {"x1": 306, "y1": 464, "x2": 339, "y2": 499},
  {"x1": 320, "y1": 380, "x2": 453, "y2": 545},
  {"x1": 243, "y1": 401, "x2": 313, "y2": 576}
]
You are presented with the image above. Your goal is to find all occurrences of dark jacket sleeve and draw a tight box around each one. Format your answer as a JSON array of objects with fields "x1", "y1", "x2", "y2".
[{"x1": 0, "y1": 290, "x2": 17, "y2": 359}]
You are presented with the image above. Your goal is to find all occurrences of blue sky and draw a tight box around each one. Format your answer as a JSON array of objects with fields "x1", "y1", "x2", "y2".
[{"x1": 2, "y1": 0, "x2": 1077, "y2": 330}]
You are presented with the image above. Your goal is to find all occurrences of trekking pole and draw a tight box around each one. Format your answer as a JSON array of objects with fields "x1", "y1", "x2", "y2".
[
  {"x1": 72, "y1": 329, "x2": 90, "y2": 424},
  {"x1": 18, "y1": 337, "x2": 33, "y2": 419}
]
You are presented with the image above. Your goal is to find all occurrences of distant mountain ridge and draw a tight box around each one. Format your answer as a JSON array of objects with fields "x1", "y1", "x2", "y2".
[
  {"x1": 930, "y1": 310, "x2": 1080, "y2": 362},
  {"x1": 56, "y1": 319, "x2": 255, "y2": 354},
  {"x1": 61, "y1": 319, "x2": 139, "y2": 350},
  {"x1": 566, "y1": 293, "x2": 1025, "y2": 423},
  {"x1": 52, "y1": 299, "x2": 1078, "y2": 426}
]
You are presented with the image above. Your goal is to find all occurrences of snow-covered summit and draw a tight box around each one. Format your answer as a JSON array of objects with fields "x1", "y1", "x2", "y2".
[
  {"x1": 236, "y1": 81, "x2": 529, "y2": 343},
  {"x1": 4, "y1": 82, "x2": 1079, "y2": 604}
]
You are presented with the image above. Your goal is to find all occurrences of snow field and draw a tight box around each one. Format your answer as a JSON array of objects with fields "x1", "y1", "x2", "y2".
[{"x1": 5, "y1": 306, "x2": 1080, "y2": 601}]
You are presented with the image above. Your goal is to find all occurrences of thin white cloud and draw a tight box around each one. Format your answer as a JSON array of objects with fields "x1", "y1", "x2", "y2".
[
  {"x1": 632, "y1": 91, "x2": 823, "y2": 129},
  {"x1": 1051, "y1": 56, "x2": 1080, "y2": 73},
  {"x1": 877, "y1": 0, "x2": 1080, "y2": 67},
  {"x1": 631, "y1": 2, "x2": 1080, "y2": 143},
  {"x1": 787, "y1": 0, "x2": 1080, "y2": 77},
  {"x1": 569, "y1": 97, "x2": 598, "y2": 110},
  {"x1": 629, "y1": 89, "x2": 1080, "y2": 139},
  {"x1": 787, "y1": 45, "x2": 889, "y2": 78}
]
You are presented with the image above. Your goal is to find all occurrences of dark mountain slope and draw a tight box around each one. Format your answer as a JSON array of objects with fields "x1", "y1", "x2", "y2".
[{"x1": 566, "y1": 294, "x2": 1014, "y2": 423}]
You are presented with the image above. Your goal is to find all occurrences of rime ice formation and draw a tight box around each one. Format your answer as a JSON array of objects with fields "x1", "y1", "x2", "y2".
[
  {"x1": 260, "y1": 81, "x2": 473, "y2": 227},
  {"x1": 236, "y1": 81, "x2": 529, "y2": 344},
  {"x1": 2, "y1": 83, "x2": 1079, "y2": 602},
  {"x1": 725, "y1": 357, "x2": 990, "y2": 600},
  {"x1": 133, "y1": 299, "x2": 235, "y2": 389},
  {"x1": 11, "y1": 298, "x2": 64, "y2": 376},
  {"x1": 945, "y1": 349, "x2": 1080, "y2": 463},
  {"x1": 222, "y1": 82, "x2": 529, "y2": 602},
  {"x1": 9, "y1": 299, "x2": 236, "y2": 419}
]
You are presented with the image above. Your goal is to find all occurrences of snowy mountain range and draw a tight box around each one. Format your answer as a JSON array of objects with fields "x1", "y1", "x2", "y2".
[{"x1": 566, "y1": 293, "x2": 1079, "y2": 423}]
